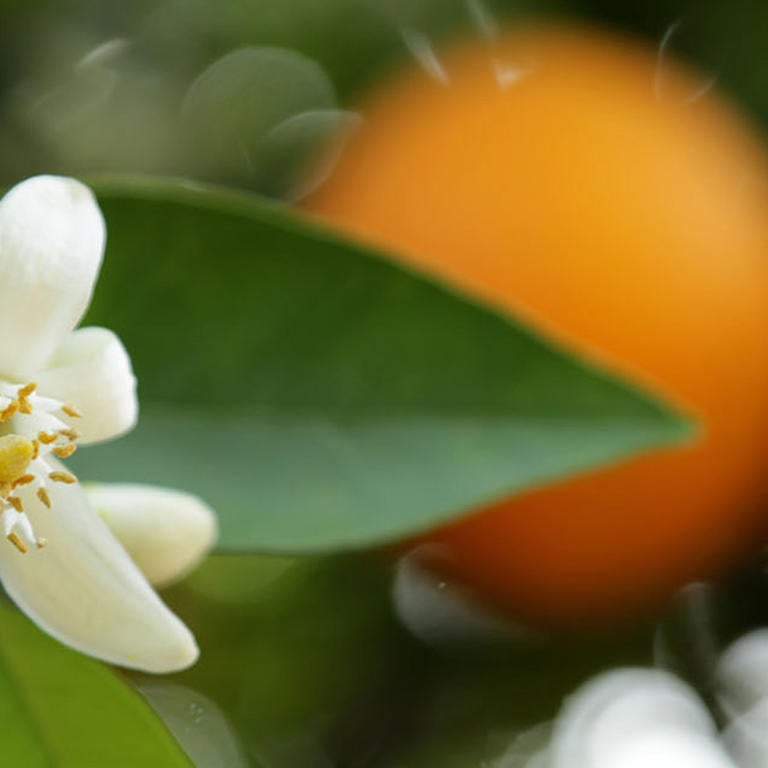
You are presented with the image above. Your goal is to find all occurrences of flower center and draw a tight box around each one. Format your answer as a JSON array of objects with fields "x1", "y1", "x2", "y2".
[{"x1": 0, "y1": 382, "x2": 81, "y2": 553}]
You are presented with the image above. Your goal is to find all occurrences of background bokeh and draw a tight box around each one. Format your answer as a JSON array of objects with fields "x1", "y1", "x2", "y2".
[{"x1": 0, "y1": 0, "x2": 766, "y2": 192}]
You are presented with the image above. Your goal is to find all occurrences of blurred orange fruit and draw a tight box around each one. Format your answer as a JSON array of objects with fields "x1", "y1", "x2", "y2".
[{"x1": 304, "y1": 24, "x2": 768, "y2": 625}]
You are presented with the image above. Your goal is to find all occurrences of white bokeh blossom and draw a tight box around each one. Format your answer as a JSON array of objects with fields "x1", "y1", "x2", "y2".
[
  {"x1": 548, "y1": 668, "x2": 736, "y2": 768},
  {"x1": 540, "y1": 626, "x2": 768, "y2": 768},
  {"x1": 0, "y1": 174, "x2": 202, "y2": 673}
]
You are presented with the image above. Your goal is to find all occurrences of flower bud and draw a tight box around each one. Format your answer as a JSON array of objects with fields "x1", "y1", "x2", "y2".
[{"x1": 87, "y1": 483, "x2": 217, "y2": 587}]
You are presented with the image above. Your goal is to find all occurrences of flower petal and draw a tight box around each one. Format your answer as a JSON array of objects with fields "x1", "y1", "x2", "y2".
[
  {"x1": 0, "y1": 462, "x2": 198, "y2": 673},
  {"x1": 36, "y1": 327, "x2": 138, "y2": 444},
  {"x1": 86, "y1": 483, "x2": 217, "y2": 587},
  {"x1": 0, "y1": 176, "x2": 105, "y2": 378}
]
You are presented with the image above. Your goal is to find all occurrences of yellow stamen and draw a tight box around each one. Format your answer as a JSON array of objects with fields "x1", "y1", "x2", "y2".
[
  {"x1": 8, "y1": 497, "x2": 23, "y2": 513},
  {"x1": 61, "y1": 402, "x2": 83, "y2": 418},
  {"x1": 13, "y1": 474, "x2": 35, "y2": 488},
  {"x1": 59, "y1": 428, "x2": 80, "y2": 442},
  {"x1": 49, "y1": 471, "x2": 77, "y2": 485},
  {"x1": 37, "y1": 431, "x2": 57, "y2": 445},
  {"x1": 37, "y1": 487, "x2": 51, "y2": 509},
  {"x1": 0, "y1": 435, "x2": 34, "y2": 485},
  {"x1": 0, "y1": 401, "x2": 18, "y2": 422},
  {"x1": 17, "y1": 397, "x2": 32, "y2": 415},
  {"x1": 36, "y1": 537, "x2": 47, "y2": 549},
  {"x1": 31, "y1": 440, "x2": 39, "y2": 460},
  {"x1": 53, "y1": 444, "x2": 77, "y2": 459},
  {"x1": 17, "y1": 382, "x2": 36, "y2": 398},
  {"x1": 7, "y1": 532, "x2": 26, "y2": 554}
]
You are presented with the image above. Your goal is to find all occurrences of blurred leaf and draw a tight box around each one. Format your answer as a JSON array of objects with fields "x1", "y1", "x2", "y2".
[
  {"x1": 74, "y1": 176, "x2": 691, "y2": 553},
  {"x1": 0, "y1": 603, "x2": 191, "y2": 767},
  {"x1": 165, "y1": 555, "x2": 411, "y2": 768},
  {"x1": 136, "y1": 681, "x2": 249, "y2": 768},
  {"x1": 181, "y1": 46, "x2": 337, "y2": 184},
  {"x1": 253, "y1": 109, "x2": 362, "y2": 200}
]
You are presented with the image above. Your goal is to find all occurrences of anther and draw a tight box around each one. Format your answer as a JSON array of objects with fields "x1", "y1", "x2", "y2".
[
  {"x1": 53, "y1": 444, "x2": 77, "y2": 459},
  {"x1": 61, "y1": 402, "x2": 83, "y2": 419},
  {"x1": 0, "y1": 387, "x2": 83, "y2": 553},
  {"x1": 0, "y1": 401, "x2": 18, "y2": 422},
  {"x1": 17, "y1": 383, "x2": 36, "y2": 398},
  {"x1": 7, "y1": 532, "x2": 26, "y2": 553},
  {"x1": 49, "y1": 471, "x2": 77, "y2": 485},
  {"x1": 36, "y1": 537, "x2": 47, "y2": 549}
]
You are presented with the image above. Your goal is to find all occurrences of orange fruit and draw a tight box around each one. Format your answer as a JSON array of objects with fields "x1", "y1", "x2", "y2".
[{"x1": 304, "y1": 24, "x2": 768, "y2": 625}]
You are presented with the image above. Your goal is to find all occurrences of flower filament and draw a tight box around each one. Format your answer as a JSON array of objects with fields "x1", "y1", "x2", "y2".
[{"x1": 0, "y1": 382, "x2": 81, "y2": 553}]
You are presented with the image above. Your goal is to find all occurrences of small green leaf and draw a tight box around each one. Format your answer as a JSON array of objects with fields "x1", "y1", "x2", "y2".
[
  {"x1": 75, "y1": 176, "x2": 692, "y2": 552},
  {"x1": 0, "y1": 603, "x2": 192, "y2": 767}
]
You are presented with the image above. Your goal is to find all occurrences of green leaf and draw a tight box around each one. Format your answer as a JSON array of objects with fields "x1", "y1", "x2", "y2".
[
  {"x1": 74, "y1": 176, "x2": 692, "y2": 552},
  {"x1": 0, "y1": 603, "x2": 192, "y2": 767}
]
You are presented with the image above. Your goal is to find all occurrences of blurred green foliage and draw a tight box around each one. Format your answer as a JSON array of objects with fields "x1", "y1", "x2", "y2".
[
  {"x1": 158, "y1": 553, "x2": 657, "y2": 767},
  {"x1": 1, "y1": 0, "x2": 765, "y2": 191}
]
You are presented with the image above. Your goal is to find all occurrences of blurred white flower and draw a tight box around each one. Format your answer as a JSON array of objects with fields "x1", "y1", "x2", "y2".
[
  {"x1": 548, "y1": 668, "x2": 736, "y2": 768},
  {"x1": 717, "y1": 629, "x2": 768, "y2": 768},
  {"x1": 717, "y1": 628, "x2": 768, "y2": 714},
  {"x1": 541, "y1": 623, "x2": 768, "y2": 768},
  {"x1": 87, "y1": 483, "x2": 217, "y2": 587},
  {"x1": 392, "y1": 546, "x2": 527, "y2": 648},
  {"x1": 0, "y1": 175, "x2": 198, "y2": 673}
]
